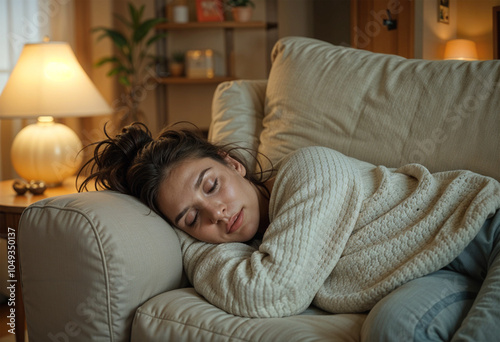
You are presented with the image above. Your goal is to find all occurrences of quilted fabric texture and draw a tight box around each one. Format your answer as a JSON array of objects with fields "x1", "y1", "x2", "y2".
[
  {"x1": 132, "y1": 288, "x2": 365, "y2": 342},
  {"x1": 258, "y1": 37, "x2": 500, "y2": 180}
]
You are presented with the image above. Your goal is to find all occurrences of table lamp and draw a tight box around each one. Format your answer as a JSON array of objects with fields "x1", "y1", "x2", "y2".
[
  {"x1": 0, "y1": 39, "x2": 113, "y2": 187},
  {"x1": 444, "y1": 39, "x2": 478, "y2": 61}
]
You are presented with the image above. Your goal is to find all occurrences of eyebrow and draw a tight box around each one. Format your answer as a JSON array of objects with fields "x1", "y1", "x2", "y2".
[{"x1": 174, "y1": 167, "x2": 211, "y2": 226}]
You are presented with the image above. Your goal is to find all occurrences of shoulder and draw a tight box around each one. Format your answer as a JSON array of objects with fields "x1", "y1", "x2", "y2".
[
  {"x1": 277, "y1": 146, "x2": 350, "y2": 173},
  {"x1": 269, "y1": 146, "x2": 363, "y2": 222},
  {"x1": 272, "y1": 146, "x2": 356, "y2": 198}
]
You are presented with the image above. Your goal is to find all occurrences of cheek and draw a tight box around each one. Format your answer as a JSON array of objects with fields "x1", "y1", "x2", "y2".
[{"x1": 224, "y1": 174, "x2": 249, "y2": 201}]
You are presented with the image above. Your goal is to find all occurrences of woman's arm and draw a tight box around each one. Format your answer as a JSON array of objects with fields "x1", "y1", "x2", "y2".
[{"x1": 175, "y1": 147, "x2": 364, "y2": 318}]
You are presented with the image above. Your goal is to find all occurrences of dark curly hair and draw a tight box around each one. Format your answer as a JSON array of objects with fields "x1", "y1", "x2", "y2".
[{"x1": 78, "y1": 122, "x2": 271, "y2": 222}]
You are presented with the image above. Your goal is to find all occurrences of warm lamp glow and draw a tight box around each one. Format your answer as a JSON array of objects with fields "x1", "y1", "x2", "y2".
[
  {"x1": 0, "y1": 41, "x2": 112, "y2": 118},
  {"x1": 444, "y1": 39, "x2": 478, "y2": 61},
  {"x1": 0, "y1": 41, "x2": 113, "y2": 186},
  {"x1": 10, "y1": 116, "x2": 84, "y2": 186}
]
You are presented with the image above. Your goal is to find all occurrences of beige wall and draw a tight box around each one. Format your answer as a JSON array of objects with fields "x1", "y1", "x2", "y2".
[
  {"x1": 415, "y1": 0, "x2": 458, "y2": 60},
  {"x1": 457, "y1": 0, "x2": 500, "y2": 60},
  {"x1": 414, "y1": 0, "x2": 500, "y2": 60}
]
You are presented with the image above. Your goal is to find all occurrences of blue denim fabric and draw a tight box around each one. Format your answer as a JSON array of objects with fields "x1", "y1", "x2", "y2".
[{"x1": 361, "y1": 210, "x2": 500, "y2": 342}]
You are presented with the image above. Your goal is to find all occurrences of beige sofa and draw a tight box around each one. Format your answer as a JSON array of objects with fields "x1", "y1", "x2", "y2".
[{"x1": 19, "y1": 37, "x2": 500, "y2": 341}]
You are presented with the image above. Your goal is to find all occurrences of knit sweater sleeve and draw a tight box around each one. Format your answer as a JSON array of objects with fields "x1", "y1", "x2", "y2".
[{"x1": 175, "y1": 147, "x2": 364, "y2": 318}]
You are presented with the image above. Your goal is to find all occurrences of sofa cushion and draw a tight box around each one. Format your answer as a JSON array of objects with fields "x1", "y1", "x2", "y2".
[
  {"x1": 209, "y1": 80, "x2": 267, "y2": 173},
  {"x1": 131, "y1": 287, "x2": 366, "y2": 342},
  {"x1": 258, "y1": 37, "x2": 500, "y2": 180}
]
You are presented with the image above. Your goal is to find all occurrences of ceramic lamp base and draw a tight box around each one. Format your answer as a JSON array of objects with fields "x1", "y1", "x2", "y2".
[{"x1": 10, "y1": 116, "x2": 83, "y2": 187}]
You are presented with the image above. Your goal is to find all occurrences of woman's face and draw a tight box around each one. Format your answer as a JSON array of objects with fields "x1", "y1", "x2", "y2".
[{"x1": 157, "y1": 155, "x2": 262, "y2": 244}]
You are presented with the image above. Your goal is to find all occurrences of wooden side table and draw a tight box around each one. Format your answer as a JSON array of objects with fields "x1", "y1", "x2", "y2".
[{"x1": 0, "y1": 177, "x2": 79, "y2": 342}]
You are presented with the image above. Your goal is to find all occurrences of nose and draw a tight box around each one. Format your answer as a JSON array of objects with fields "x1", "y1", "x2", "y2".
[{"x1": 206, "y1": 201, "x2": 227, "y2": 224}]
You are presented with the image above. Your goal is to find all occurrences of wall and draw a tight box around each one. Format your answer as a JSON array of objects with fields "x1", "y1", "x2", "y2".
[
  {"x1": 415, "y1": 0, "x2": 458, "y2": 60},
  {"x1": 414, "y1": 0, "x2": 500, "y2": 60},
  {"x1": 457, "y1": 0, "x2": 500, "y2": 59}
]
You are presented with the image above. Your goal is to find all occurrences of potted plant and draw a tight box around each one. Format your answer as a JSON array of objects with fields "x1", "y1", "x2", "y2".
[
  {"x1": 170, "y1": 52, "x2": 185, "y2": 77},
  {"x1": 93, "y1": 3, "x2": 167, "y2": 128},
  {"x1": 226, "y1": 0, "x2": 255, "y2": 22}
]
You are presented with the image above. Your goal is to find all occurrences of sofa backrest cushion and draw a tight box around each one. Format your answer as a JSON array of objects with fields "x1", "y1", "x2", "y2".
[
  {"x1": 257, "y1": 37, "x2": 500, "y2": 180},
  {"x1": 209, "y1": 80, "x2": 267, "y2": 173}
]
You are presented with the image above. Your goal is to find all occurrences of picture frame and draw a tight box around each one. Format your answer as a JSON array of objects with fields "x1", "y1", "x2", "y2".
[
  {"x1": 196, "y1": 0, "x2": 225, "y2": 22},
  {"x1": 439, "y1": 0, "x2": 449, "y2": 24}
]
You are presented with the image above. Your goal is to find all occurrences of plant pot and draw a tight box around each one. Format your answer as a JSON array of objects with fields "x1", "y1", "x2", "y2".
[
  {"x1": 232, "y1": 6, "x2": 253, "y2": 22},
  {"x1": 169, "y1": 62, "x2": 184, "y2": 77}
]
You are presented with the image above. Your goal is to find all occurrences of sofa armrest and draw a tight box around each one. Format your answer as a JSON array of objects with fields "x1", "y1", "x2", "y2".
[{"x1": 19, "y1": 190, "x2": 185, "y2": 342}]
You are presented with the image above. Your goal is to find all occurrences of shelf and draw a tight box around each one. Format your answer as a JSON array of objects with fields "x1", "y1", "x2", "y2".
[
  {"x1": 157, "y1": 76, "x2": 236, "y2": 85},
  {"x1": 154, "y1": 0, "x2": 278, "y2": 129},
  {"x1": 156, "y1": 21, "x2": 278, "y2": 30}
]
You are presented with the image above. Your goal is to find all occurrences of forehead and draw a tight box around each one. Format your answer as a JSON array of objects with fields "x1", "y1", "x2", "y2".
[
  {"x1": 157, "y1": 157, "x2": 223, "y2": 217},
  {"x1": 163, "y1": 157, "x2": 213, "y2": 191}
]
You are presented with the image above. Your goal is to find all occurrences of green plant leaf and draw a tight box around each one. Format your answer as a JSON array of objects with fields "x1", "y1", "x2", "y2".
[
  {"x1": 133, "y1": 18, "x2": 168, "y2": 43},
  {"x1": 137, "y1": 5, "x2": 145, "y2": 21},
  {"x1": 146, "y1": 32, "x2": 167, "y2": 47},
  {"x1": 92, "y1": 2, "x2": 165, "y2": 88},
  {"x1": 119, "y1": 75, "x2": 131, "y2": 86},
  {"x1": 107, "y1": 67, "x2": 122, "y2": 77},
  {"x1": 108, "y1": 65, "x2": 131, "y2": 76},
  {"x1": 227, "y1": 0, "x2": 255, "y2": 8},
  {"x1": 95, "y1": 56, "x2": 120, "y2": 67},
  {"x1": 129, "y1": 3, "x2": 145, "y2": 29},
  {"x1": 114, "y1": 13, "x2": 132, "y2": 28},
  {"x1": 93, "y1": 28, "x2": 128, "y2": 48},
  {"x1": 129, "y1": 3, "x2": 138, "y2": 26}
]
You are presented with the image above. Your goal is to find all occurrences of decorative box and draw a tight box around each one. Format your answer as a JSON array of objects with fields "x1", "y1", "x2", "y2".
[{"x1": 185, "y1": 49, "x2": 224, "y2": 78}]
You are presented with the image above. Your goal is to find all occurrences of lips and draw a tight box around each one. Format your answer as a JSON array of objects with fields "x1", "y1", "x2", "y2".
[{"x1": 227, "y1": 209, "x2": 243, "y2": 234}]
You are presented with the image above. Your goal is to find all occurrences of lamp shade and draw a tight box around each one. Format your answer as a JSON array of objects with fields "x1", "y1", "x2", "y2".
[
  {"x1": 0, "y1": 41, "x2": 112, "y2": 118},
  {"x1": 0, "y1": 41, "x2": 113, "y2": 186},
  {"x1": 443, "y1": 39, "x2": 478, "y2": 61}
]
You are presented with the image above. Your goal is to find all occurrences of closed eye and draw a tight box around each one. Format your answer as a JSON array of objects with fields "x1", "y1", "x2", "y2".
[
  {"x1": 187, "y1": 179, "x2": 218, "y2": 227},
  {"x1": 187, "y1": 211, "x2": 198, "y2": 227},
  {"x1": 208, "y1": 178, "x2": 219, "y2": 193}
]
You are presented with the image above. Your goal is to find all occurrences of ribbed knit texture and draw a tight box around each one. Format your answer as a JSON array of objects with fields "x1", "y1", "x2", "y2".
[{"x1": 175, "y1": 147, "x2": 500, "y2": 317}]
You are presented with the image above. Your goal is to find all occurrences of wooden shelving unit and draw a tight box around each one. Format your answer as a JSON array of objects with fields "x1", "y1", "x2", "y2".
[
  {"x1": 154, "y1": 0, "x2": 278, "y2": 129},
  {"x1": 155, "y1": 20, "x2": 278, "y2": 83},
  {"x1": 156, "y1": 21, "x2": 277, "y2": 30},
  {"x1": 157, "y1": 76, "x2": 236, "y2": 85}
]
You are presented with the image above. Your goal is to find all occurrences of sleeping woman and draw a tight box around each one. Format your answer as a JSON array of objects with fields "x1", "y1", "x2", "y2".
[{"x1": 79, "y1": 122, "x2": 500, "y2": 341}]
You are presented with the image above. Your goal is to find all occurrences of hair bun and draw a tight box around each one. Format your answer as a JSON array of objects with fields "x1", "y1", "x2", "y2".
[
  {"x1": 115, "y1": 122, "x2": 154, "y2": 162},
  {"x1": 79, "y1": 122, "x2": 153, "y2": 193}
]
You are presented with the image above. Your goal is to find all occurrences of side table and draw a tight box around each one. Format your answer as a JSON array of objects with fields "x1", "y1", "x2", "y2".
[{"x1": 0, "y1": 177, "x2": 79, "y2": 342}]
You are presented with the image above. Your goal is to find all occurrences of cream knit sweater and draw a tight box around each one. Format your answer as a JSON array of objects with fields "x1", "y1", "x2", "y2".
[{"x1": 175, "y1": 147, "x2": 500, "y2": 318}]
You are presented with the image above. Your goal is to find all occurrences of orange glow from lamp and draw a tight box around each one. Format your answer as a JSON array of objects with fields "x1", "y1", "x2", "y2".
[
  {"x1": 0, "y1": 40, "x2": 112, "y2": 186},
  {"x1": 444, "y1": 39, "x2": 478, "y2": 61}
]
